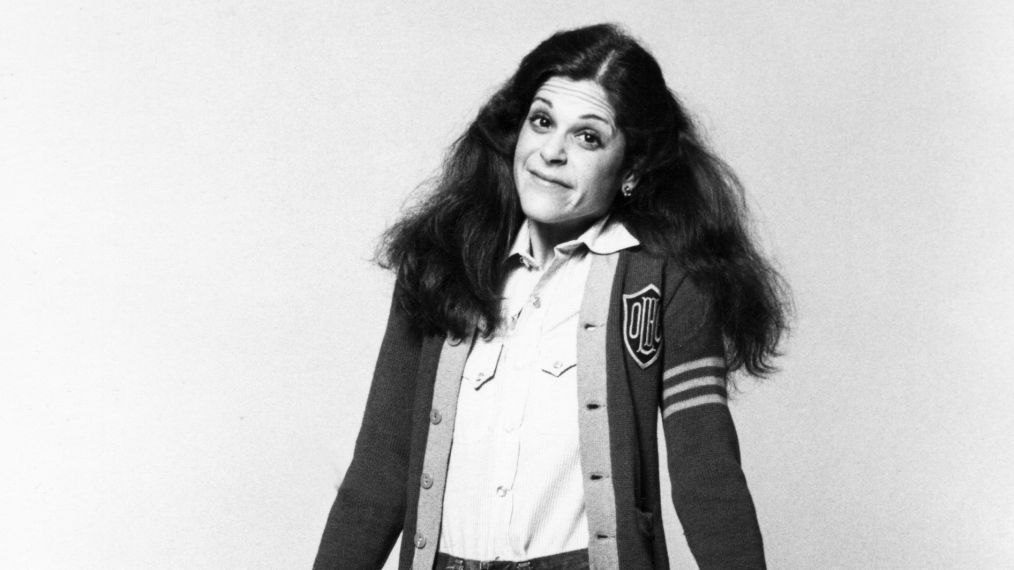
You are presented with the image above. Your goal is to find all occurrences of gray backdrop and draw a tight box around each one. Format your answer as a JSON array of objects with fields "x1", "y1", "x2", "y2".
[{"x1": 3, "y1": 1, "x2": 1012, "y2": 568}]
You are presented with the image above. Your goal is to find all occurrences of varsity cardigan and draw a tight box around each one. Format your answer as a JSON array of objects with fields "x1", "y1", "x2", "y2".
[{"x1": 314, "y1": 248, "x2": 766, "y2": 570}]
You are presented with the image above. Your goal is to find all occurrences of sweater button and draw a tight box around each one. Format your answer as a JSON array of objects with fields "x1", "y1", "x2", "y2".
[
  {"x1": 430, "y1": 409, "x2": 442, "y2": 424},
  {"x1": 421, "y1": 473, "x2": 433, "y2": 489},
  {"x1": 414, "y1": 533, "x2": 427, "y2": 549}
]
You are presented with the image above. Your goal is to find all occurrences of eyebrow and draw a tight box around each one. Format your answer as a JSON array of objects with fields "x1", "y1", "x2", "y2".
[
  {"x1": 532, "y1": 96, "x2": 553, "y2": 108},
  {"x1": 531, "y1": 96, "x2": 616, "y2": 133}
]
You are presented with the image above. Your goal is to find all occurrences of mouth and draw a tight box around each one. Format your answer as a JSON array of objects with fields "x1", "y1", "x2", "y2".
[{"x1": 528, "y1": 169, "x2": 571, "y2": 189}]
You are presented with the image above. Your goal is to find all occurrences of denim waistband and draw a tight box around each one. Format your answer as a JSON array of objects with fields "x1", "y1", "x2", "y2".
[{"x1": 434, "y1": 548, "x2": 589, "y2": 570}]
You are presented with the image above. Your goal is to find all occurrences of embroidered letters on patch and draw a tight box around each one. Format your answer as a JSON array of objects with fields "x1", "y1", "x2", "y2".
[{"x1": 622, "y1": 284, "x2": 663, "y2": 369}]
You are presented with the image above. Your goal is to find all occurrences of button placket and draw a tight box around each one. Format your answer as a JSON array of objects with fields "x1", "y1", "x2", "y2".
[
  {"x1": 489, "y1": 275, "x2": 543, "y2": 547},
  {"x1": 491, "y1": 352, "x2": 524, "y2": 493},
  {"x1": 499, "y1": 344, "x2": 532, "y2": 433},
  {"x1": 489, "y1": 434, "x2": 519, "y2": 542},
  {"x1": 499, "y1": 279, "x2": 539, "y2": 433}
]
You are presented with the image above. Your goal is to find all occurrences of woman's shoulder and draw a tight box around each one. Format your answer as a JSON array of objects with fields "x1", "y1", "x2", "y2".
[{"x1": 618, "y1": 248, "x2": 698, "y2": 298}]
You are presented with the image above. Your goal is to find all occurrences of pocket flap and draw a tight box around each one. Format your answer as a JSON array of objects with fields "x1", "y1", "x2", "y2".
[
  {"x1": 540, "y1": 357, "x2": 577, "y2": 377},
  {"x1": 539, "y1": 333, "x2": 577, "y2": 378},
  {"x1": 463, "y1": 342, "x2": 503, "y2": 390}
]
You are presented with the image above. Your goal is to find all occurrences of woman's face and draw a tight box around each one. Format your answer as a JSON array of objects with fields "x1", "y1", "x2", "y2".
[{"x1": 513, "y1": 77, "x2": 633, "y2": 235}]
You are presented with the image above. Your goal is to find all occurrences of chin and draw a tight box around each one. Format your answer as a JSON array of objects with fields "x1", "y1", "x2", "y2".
[{"x1": 518, "y1": 187, "x2": 572, "y2": 224}]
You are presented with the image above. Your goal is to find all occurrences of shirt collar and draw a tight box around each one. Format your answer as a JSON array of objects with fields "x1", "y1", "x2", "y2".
[{"x1": 506, "y1": 214, "x2": 640, "y2": 268}]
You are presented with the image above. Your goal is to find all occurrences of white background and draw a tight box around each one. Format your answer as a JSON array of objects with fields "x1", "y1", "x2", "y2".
[{"x1": 2, "y1": 2, "x2": 1012, "y2": 568}]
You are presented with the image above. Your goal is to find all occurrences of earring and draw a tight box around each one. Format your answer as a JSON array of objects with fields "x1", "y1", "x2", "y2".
[{"x1": 621, "y1": 183, "x2": 634, "y2": 197}]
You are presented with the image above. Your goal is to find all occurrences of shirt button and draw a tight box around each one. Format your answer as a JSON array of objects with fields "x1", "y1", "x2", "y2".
[
  {"x1": 552, "y1": 360, "x2": 563, "y2": 370},
  {"x1": 430, "y1": 409, "x2": 442, "y2": 425},
  {"x1": 447, "y1": 336, "x2": 462, "y2": 346},
  {"x1": 414, "y1": 533, "x2": 427, "y2": 549},
  {"x1": 531, "y1": 295, "x2": 541, "y2": 308},
  {"x1": 503, "y1": 424, "x2": 514, "y2": 433},
  {"x1": 420, "y1": 473, "x2": 433, "y2": 489},
  {"x1": 496, "y1": 485, "x2": 509, "y2": 498}
]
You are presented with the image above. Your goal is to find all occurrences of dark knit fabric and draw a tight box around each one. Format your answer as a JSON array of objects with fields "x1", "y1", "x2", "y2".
[
  {"x1": 314, "y1": 250, "x2": 765, "y2": 569},
  {"x1": 655, "y1": 255, "x2": 765, "y2": 569},
  {"x1": 313, "y1": 292, "x2": 430, "y2": 569}
]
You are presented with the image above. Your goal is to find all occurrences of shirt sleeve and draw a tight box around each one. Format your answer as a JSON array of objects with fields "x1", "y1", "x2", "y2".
[
  {"x1": 659, "y1": 275, "x2": 766, "y2": 569},
  {"x1": 313, "y1": 290, "x2": 423, "y2": 570}
]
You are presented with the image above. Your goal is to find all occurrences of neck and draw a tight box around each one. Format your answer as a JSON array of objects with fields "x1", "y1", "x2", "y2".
[{"x1": 526, "y1": 218, "x2": 593, "y2": 267}]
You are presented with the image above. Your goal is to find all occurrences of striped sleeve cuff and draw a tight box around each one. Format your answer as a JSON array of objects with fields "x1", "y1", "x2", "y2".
[{"x1": 662, "y1": 356, "x2": 728, "y2": 419}]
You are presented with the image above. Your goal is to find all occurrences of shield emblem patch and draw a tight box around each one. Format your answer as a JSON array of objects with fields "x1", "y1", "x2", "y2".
[{"x1": 622, "y1": 284, "x2": 663, "y2": 369}]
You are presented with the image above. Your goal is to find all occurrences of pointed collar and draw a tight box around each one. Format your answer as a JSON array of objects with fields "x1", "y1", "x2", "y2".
[{"x1": 506, "y1": 215, "x2": 640, "y2": 268}]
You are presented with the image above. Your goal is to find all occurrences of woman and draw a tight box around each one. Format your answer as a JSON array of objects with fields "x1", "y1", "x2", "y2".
[{"x1": 315, "y1": 23, "x2": 788, "y2": 570}]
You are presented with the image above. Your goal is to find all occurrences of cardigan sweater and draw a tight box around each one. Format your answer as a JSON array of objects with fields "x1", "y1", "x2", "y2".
[{"x1": 313, "y1": 248, "x2": 766, "y2": 570}]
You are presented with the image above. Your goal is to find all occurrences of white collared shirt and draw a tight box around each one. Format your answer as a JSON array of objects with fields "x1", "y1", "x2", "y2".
[{"x1": 438, "y1": 215, "x2": 639, "y2": 561}]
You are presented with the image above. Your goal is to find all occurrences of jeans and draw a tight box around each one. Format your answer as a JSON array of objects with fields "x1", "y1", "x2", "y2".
[{"x1": 435, "y1": 549, "x2": 589, "y2": 570}]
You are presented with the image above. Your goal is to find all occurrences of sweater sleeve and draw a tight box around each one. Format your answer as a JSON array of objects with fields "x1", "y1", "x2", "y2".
[
  {"x1": 313, "y1": 291, "x2": 423, "y2": 570},
  {"x1": 659, "y1": 276, "x2": 766, "y2": 569}
]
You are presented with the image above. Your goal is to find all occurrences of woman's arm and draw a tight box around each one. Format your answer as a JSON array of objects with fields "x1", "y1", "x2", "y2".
[
  {"x1": 313, "y1": 291, "x2": 423, "y2": 570},
  {"x1": 660, "y1": 275, "x2": 766, "y2": 569}
]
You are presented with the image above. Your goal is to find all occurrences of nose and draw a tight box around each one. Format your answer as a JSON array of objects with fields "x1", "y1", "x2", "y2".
[{"x1": 538, "y1": 133, "x2": 567, "y2": 164}]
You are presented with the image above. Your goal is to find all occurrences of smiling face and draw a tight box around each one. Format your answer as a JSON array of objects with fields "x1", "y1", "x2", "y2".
[{"x1": 513, "y1": 77, "x2": 635, "y2": 239}]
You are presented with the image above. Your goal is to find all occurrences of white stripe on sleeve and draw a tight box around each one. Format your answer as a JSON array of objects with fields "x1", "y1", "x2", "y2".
[
  {"x1": 662, "y1": 356, "x2": 726, "y2": 381},
  {"x1": 662, "y1": 393, "x2": 727, "y2": 418}
]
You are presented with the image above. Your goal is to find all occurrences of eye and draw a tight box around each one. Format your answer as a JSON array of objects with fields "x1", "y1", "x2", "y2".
[
  {"x1": 528, "y1": 111, "x2": 552, "y2": 132},
  {"x1": 576, "y1": 130, "x2": 602, "y2": 149}
]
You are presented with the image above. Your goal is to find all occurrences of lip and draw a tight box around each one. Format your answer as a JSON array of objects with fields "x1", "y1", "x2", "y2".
[{"x1": 528, "y1": 168, "x2": 571, "y2": 189}]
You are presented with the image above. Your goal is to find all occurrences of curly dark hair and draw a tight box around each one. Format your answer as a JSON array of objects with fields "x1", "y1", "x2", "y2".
[{"x1": 378, "y1": 23, "x2": 790, "y2": 376}]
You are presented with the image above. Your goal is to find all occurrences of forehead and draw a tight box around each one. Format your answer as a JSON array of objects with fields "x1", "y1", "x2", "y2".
[{"x1": 533, "y1": 77, "x2": 617, "y2": 124}]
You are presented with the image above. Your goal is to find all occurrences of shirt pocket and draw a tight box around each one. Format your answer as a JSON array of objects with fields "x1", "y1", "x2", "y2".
[
  {"x1": 525, "y1": 335, "x2": 580, "y2": 437},
  {"x1": 451, "y1": 341, "x2": 504, "y2": 444}
]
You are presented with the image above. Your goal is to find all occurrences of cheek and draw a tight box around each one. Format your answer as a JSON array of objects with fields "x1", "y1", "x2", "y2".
[
  {"x1": 577, "y1": 157, "x2": 622, "y2": 199},
  {"x1": 513, "y1": 132, "x2": 534, "y2": 169}
]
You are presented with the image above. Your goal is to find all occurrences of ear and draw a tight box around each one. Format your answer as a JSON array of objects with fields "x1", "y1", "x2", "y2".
[{"x1": 621, "y1": 169, "x2": 641, "y2": 190}]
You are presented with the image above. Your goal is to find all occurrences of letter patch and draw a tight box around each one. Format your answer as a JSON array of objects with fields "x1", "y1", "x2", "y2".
[{"x1": 622, "y1": 284, "x2": 663, "y2": 369}]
